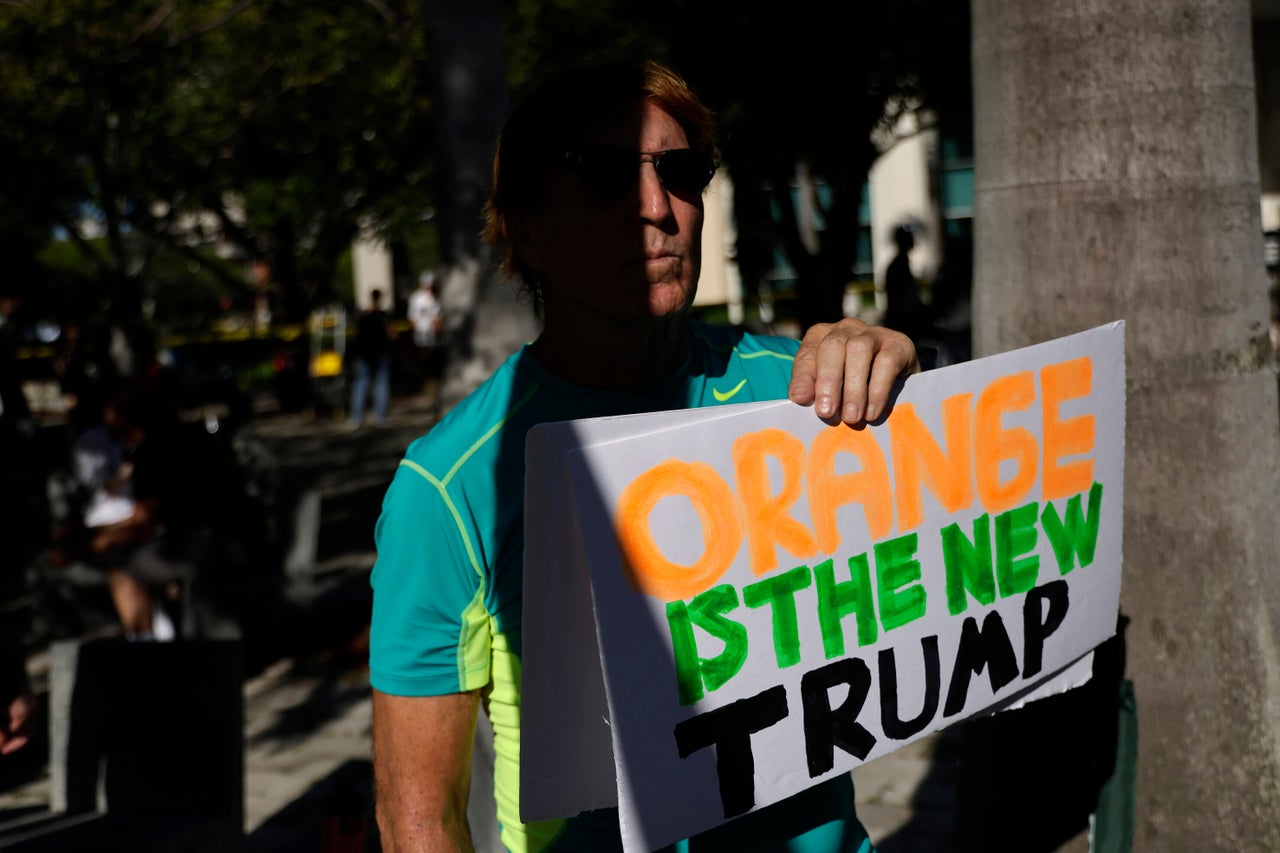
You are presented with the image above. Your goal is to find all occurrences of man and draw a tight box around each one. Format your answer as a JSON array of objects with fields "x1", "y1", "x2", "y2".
[
  {"x1": 349, "y1": 288, "x2": 394, "y2": 427},
  {"x1": 370, "y1": 61, "x2": 918, "y2": 852},
  {"x1": 882, "y1": 224, "x2": 935, "y2": 346},
  {"x1": 0, "y1": 640, "x2": 34, "y2": 757},
  {"x1": 409, "y1": 272, "x2": 443, "y2": 350},
  {"x1": 407, "y1": 272, "x2": 446, "y2": 410},
  {"x1": 0, "y1": 286, "x2": 37, "y2": 750},
  {"x1": 67, "y1": 387, "x2": 161, "y2": 640}
]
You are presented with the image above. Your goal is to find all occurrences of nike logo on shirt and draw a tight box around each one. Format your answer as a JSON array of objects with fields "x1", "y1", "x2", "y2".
[{"x1": 712, "y1": 379, "x2": 748, "y2": 402}]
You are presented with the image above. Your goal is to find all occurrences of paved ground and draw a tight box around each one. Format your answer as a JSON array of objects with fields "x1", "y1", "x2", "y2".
[{"x1": 0, "y1": 393, "x2": 965, "y2": 851}]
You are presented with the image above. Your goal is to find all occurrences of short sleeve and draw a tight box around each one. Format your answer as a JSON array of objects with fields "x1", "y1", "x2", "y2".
[{"x1": 369, "y1": 460, "x2": 491, "y2": 696}]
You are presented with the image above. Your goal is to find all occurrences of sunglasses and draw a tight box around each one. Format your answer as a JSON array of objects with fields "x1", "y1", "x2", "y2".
[{"x1": 560, "y1": 144, "x2": 718, "y2": 198}]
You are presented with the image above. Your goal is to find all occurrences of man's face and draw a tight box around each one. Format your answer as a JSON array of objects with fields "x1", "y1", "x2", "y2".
[{"x1": 517, "y1": 101, "x2": 705, "y2": 329}]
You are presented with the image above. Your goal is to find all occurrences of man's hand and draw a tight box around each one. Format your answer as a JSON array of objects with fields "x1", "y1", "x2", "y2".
[
  {"x1": 788, "y1": 319, "x2": 919, "y2": 425},
  {"x1": 0, "y1": 691, "x2": 35, "y2": 756}
]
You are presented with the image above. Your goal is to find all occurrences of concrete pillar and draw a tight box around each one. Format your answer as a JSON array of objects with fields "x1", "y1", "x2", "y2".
[{"x1": 49, "y1": 638, "x2": 244, "y2": 834}]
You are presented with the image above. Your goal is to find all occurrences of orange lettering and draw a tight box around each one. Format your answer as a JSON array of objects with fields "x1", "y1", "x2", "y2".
[
  {"x1": 1041, "y1": 357, "x2": 1095, "y2": 500},
  {"x1": 974, "y1": 371, "x2": 1038, "y2": 513},
  {"x1": 733, "y1": 428, "x2": 819, "y2": 576},
  {"x1": 807, "y1": 425, "x2": 893, "y2": 552},
  {"x1": 889, "y1": 395, "x2": 975, "y2": 532},
  {"x1": 615, "y1": 460, "x2": 742, "y2": 601}
]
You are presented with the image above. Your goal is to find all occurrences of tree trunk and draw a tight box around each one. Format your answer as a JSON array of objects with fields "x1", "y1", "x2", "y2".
[
  {"x1": 419, "y1": 4, "x2": 524, "y2": 850},
  {"x1": 971, "y1": 0, "x2": 1280, "y2": 848},
  {"x1": 424, "y1": 0, "x2": 537, "y2": 408}
]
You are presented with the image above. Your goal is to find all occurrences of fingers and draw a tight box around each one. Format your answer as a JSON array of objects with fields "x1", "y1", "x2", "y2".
[
  {"x1": 0, "y1": 695, "x2": 34, "y2": 755},
  {"x1": 0, "y1": 733, "x2": 28, "y2": 755},
  {"x1": 788, "y1": 319, "x2": 919, "y2": 425},
  {"x1": 864, "y1": 330, "x2": 919, "y2": 422},
  {"x1": 786, "y1": 323, "x2": 823, "y2": 409},
  {"x1": 839, "y1": 333, "x2": 873, "y2": 424}
]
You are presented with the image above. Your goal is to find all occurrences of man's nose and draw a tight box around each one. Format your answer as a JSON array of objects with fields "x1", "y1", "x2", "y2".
[{"x1": 638, "y1": 161, "x2": 674, "y2": 222}]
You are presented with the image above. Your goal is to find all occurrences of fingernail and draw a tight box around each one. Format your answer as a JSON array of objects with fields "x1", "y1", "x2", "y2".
[
  {"x1": 865, "y1": 403, "x2": 879, "y2": 422},
  {"x1": 844, "y1": 402, "x2": 861, "y2": 423},
  {"x1": 817, "y1": 395, "x2": 834, "y2": 417}
]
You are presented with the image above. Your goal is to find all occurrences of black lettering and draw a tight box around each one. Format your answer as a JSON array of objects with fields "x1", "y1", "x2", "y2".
[
  {"x1": 878, "y1": 635, "x2": 941, "y2": 740},
  {"x1": 800, "y1": 658, "x2": 876, "y2": 776},
  {"x1": 943, "y1": 611, "x2": 1019, "y2": 717},
  {"x1": 673, "y1": 685, "x2": 789, "y2": 818},
  {"x1": 1022, "y1": 580, "x2": 1070, "y2": 678}
]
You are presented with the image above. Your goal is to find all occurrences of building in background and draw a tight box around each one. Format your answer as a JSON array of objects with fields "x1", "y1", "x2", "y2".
[
  {"x1": 744, "y1": 4, "x2": 1276, "y2": 332},
  {"x1": 351, "y1": 233, "x2": 395, "y2": 313},
  {"x1": 693, "y1": 172, "x2": 745, "y2": 324}
]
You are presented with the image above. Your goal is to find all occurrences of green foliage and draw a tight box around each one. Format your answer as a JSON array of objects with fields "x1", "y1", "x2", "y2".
[
  {"x1": 0, "y1": 0, "x2": 438, "y2": 329},
  {"x1": 399, "y1": 215, "x2": 441, "y2": 282},
  {"x1": 333, "y1": 248, "x2": 355, "y2": 304}
]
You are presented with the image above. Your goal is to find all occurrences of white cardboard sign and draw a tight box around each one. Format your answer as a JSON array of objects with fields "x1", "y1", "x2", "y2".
[{"x1": 522, "y1": 322, "x2": 1125, "y2": 852}]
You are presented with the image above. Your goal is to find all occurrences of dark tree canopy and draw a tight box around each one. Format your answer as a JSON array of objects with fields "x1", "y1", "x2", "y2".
[{"x1": 0, "y1": 0, "x2": 435, "y2": 333}]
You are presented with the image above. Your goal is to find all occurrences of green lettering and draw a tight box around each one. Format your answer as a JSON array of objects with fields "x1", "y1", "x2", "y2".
[
  {"x1": 665, "y1": 584, "x2": 748, "y2": 705},
  {"x1": 941, "y1": 514, "x2": 995, "y2": 615},
  {"x1": 744, "y1": 565, "x2": 812, "y2": 669},
  {"x1": 666, "y1": 600, "x2": 702, "y2": 705},
  {"x1": 874, "y1": 533, "x2": 927, "y2": 631},
  {"x1": 1041, "y1": 482, "x2": 1104, "y2": 576},
  {"x1": 995, "y1": 502, "x2": 1040, "y2": 597},
  {"x1": 815, "y1": 554, "x2": 877, "y2": 657}
]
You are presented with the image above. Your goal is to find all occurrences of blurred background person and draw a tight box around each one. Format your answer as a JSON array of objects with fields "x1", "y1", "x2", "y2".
[
  {"x1": 61, "y1": 386, "x2": 174, "y2": 640},
  {"x1": 881, "y1": 223, "x2": 937, "y2": 345},
  {"x1": 0, "y1": 285, "x2": 41, "y2": 648},
  {"x1": 1, "y1": 284, "x2": 38, "y2": 753},
  {"x1": 348, "y1": 289, "x2": 393, "y2": 428},
  {"x1": 408, "y1": 271, "x2": 443, "y2": 350},
  {"x1": 408, "y1": 271, "x2": 446, "y2": 411},
  {"x1": 0, "y1": 636, "x2": 34, "y2": 757}
]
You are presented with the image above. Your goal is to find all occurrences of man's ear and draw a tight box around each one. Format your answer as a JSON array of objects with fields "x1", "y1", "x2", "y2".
[{"x1": 509, "y1": 213, "x2": 548, "y2": 275}]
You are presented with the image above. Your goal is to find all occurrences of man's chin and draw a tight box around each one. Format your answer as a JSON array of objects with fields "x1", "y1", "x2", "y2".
[{"x1": 646, "y1": 281, "x2": 696, "y2": 318}]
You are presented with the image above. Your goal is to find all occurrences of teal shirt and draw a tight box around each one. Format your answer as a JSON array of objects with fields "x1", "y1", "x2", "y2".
[{"x1": 371, "y1": 321, "x2": 874, "y2": 853}]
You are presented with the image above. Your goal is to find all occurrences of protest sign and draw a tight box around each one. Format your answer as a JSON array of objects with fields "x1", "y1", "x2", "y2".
[{"x1": 522, "y1": 322, "x2": 1125, "y2": 851}]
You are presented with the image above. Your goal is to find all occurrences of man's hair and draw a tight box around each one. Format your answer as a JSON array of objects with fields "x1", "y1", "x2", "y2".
[{"x1": 482, "y1": 60, "x2": 718, "y2": 311}]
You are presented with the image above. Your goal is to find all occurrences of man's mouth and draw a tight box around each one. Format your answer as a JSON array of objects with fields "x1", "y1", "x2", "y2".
[{"x1": 643, "y1": 249, "x2": 681, "y2": 264}]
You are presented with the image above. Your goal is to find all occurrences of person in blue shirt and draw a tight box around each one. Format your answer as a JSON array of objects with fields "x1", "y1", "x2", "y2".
[{"x1": 370, "y1": 60, "x2": 919, "y2": 852}]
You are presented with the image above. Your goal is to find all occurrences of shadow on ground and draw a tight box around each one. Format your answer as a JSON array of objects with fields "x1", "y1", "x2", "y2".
[{"x1": 247, "y1": 760, "x2": 377, "y2": 853}]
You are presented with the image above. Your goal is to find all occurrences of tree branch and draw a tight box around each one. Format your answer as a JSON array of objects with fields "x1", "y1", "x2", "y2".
[
  {"x1": 206, "y1": 197, "x2": 261, "y2": 260},
  {"x1": 168, "y1": 0, "x2": 258, "y2": 47},
  {"x1": 134, "y1": 4, "x2": 175, "y2": 43},
  {"x1": 52, "y1": 211, "x2": 113, "y2": 279},
  {"x1": 131, "y1": 219, "x2": 251, "y2": 294},
  {"x1": 360, "y1": 0, "x2": 397, "y2": 23}
]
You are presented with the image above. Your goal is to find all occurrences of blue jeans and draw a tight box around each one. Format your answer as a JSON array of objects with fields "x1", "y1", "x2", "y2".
[{"x1": 349, "y1": 355, "x2": 390, "y2": 424}]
